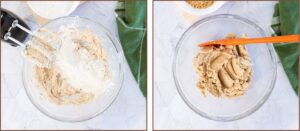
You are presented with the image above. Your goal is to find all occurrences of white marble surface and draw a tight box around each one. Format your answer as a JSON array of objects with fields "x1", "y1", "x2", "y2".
[
  {"x1": 1, "y1": 1, "x2": 146, "y2": 130},
  {"x1": 154, "y1": 1, "x2": 299, "y2": 130}
]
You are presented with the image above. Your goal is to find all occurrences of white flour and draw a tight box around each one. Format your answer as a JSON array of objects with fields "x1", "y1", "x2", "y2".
[
  {"x1": 27, "y1": 1, "x2": 79, "y2": 19},
  {"x1": 55, "y1": 26, "x2": 110, "y2": 94},
  {"x1": 32, "y1": 25, "x2": 111, "y2": 105}
]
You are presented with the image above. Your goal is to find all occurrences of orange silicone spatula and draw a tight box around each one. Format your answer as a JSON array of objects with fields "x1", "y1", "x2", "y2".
[{"x1": 198, "y1": 34, "x2": 299, "y2": 47}]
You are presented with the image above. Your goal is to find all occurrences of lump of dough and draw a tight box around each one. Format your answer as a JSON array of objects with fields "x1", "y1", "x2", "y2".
[
  {"x1": 193, "y1": 34, "x2": 252, "y2": 98},
  {"x1": 218, "y1": 68, "x2": 234, "y2": 88},
  {"x1": 210, "y1": 52, "x2": 231, "y2": 70}
]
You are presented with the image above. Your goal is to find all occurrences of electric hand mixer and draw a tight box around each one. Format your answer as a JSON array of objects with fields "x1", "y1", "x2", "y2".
[{"x1": 1, "y1": 8, "x2": 61, "y2": 67}]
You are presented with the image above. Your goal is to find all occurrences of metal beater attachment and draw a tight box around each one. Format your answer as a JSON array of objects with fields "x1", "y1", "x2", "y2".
[{"x1": 4, "y1": 20, "x2": 61, "y2": 67}]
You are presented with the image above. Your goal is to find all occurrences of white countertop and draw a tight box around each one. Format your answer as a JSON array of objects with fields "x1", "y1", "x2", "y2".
[
  {"x1": 1, "y1": 1, "x2": 146, "y2": 130},
  {"x1": 154, "y1": 1, "x2": 299, "y2": 130}
]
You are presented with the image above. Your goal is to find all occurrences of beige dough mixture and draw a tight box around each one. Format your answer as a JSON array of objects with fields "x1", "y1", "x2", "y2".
[
  {"x1": 34, "y1": 66, "x2": 95, "y2": 105},
  {"x1": 24, "y1": 29, "x2": 60, "y2": 67},
  {"x1": 193, "y1": 34, "x2": 252, "y2": 98},
  {"x1": 27, "y1": 26, "x2": 111, "y2": 105}
]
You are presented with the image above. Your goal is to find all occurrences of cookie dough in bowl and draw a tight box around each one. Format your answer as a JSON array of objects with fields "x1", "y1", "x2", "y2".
[
  {"x1": 23, "y1": 17, "x2": 124, "y2": 122},
  {"x1": 173, "y1": 14, "x2": 277, "y2": 121},
  {"x1": 33, "y1": 26, "x2": 111, "y2": 105},
  {"x1": 193, "y1": 34, "x2": 252, "y2": 98}
]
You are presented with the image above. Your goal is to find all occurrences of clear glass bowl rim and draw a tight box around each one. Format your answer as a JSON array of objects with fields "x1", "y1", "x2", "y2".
[
  {"x1": 22, "y1": 16, "x2": 125, "y2": 122},
  {"x1": 172, "y1": 14, "x2": 277, "y2": 121}
]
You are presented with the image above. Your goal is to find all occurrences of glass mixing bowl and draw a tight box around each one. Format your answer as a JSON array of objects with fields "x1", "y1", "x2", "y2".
[
  {"x1": 173, "y1": 14, "x2": 277, "y2": 121},
  {"x1": 23, "y1": 16, "x2": 124, "y2": 122}
]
